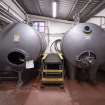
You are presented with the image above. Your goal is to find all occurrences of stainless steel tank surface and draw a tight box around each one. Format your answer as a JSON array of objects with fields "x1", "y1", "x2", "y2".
[
  {"x1": 62, "y1": 23, "x2": 105, "y2": 83},
  {"x1": 0, "y1": 23, "x2": 46, "y2": 71}
]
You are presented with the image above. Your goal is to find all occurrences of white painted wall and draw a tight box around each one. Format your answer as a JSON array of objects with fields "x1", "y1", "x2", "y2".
[
  {"x1": 46, "y1": 21, "x2": 73, "y2": 53},
  {"x1": 95, "y1": 9, "x2": 105, "y2": 17},
  {"x1": 47, "y1": 21, "x2": 72, "y2": 34},
  {"x1": 28, "y1": 15, "x2": 73, "y2": 53},
  {"x1": 87, "y1": 8, "x2": 105, "y2": 28},
  {"x1": 45, "y1": 21, "x2": 73, "y2": 53},
  {"x1": 87, "y1": 18, "x2": 101, "y2": 25}
]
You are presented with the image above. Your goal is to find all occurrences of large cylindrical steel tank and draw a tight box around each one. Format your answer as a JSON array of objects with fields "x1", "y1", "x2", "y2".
[
  {"x1": 62, "y1": 23, "x2": 105, "y2": 83},
  {"x1": 0, "y1": 23, "x2": 46, "y2": 71}
]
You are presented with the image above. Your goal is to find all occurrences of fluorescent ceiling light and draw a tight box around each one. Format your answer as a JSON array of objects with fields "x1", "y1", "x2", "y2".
[{"x1": 52, "y1": 1, "x2": 57, "y2": 18}]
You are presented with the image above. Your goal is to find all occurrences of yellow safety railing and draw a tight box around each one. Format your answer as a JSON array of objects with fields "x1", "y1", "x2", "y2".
[
  {"x1": 42, "y1": 53, "x2": 48, "y2": 60},
  {"x1": 43, "y1": 70, "x2": 63, "y2": 72},
  {"x1": 58, "y1": 53, "x2": 63, "y2": 60}
]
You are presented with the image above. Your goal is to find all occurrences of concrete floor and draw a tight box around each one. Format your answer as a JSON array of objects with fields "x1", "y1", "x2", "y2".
[
  {"x1": 0, "y1": 80, "x2": 105, "y2": 105},
  {"x1": 66, "y1": 80, "x2": 105, "y2": 105}
]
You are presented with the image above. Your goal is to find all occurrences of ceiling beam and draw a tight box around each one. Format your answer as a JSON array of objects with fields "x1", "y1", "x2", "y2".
[
  {"x1": 66, "y1": 0, "x2": 78, "y2": 19},
  {"x1": 28, "y1": 14, "x2": 74, "y2": 24},
  {"x1": 84, "y1": 0, "x2": 105, "y2": 22}
]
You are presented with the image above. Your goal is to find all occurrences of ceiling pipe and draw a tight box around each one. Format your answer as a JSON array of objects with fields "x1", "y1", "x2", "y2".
[
  {"x1": 0, "y1": 15, "x2": 13, "y2": 23},
  {"x1": 0, "y1": 0, "x2": 25, "y2": 22},
  {"x1": 28, "y1": 14, "x2": 73, "y2": 24},
  {"x1": 73, "y1": 0, "x2": 92, "y2": 22},
  {"x1": 86, "y1": 0, "x2": 105, "y2": 21},
  {"x1": 79, "y1": 0, "x2": 92, "y2": 14},
  {"x1": 12, "y1": 0, "x2": 26, "y2": 14},
  {"x1": 32, "y1": 0, "x2": 42, "y2": 15},
  {"x1": 66, "y1": 0, "x2": 78, "y2": 19}
]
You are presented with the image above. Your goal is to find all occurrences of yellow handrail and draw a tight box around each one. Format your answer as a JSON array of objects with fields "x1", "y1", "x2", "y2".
[
  {"x1": 42, "y1": 53, "x2": 48, "y2": 60},
  {"x1": 58, "y1": 53, "x2": 63, "y2": 60},
  {"x1": 43, "y1": 69, "x2": 63, "y2": 72}
]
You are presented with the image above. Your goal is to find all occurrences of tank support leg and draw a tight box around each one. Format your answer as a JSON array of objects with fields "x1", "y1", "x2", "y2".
[
  {"x1": 70, "y1": 65, "x2": 76, "y2": 80},
  {"x1": 17, "y1": 71, "x2": 23, "y2": 88},
  {"x1": 89, "y1": 65, "x2": 98, "y2": 85}
]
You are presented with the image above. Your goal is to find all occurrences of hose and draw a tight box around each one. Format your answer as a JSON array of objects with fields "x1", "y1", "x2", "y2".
[{"x1": 50, "y1": 39, "x2": 62, "y2": 53}]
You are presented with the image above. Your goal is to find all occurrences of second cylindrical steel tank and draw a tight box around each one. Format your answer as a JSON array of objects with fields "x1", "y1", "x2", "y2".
[{"x1": 62, "y1": 23, "x2": 105, "y2": 83}]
